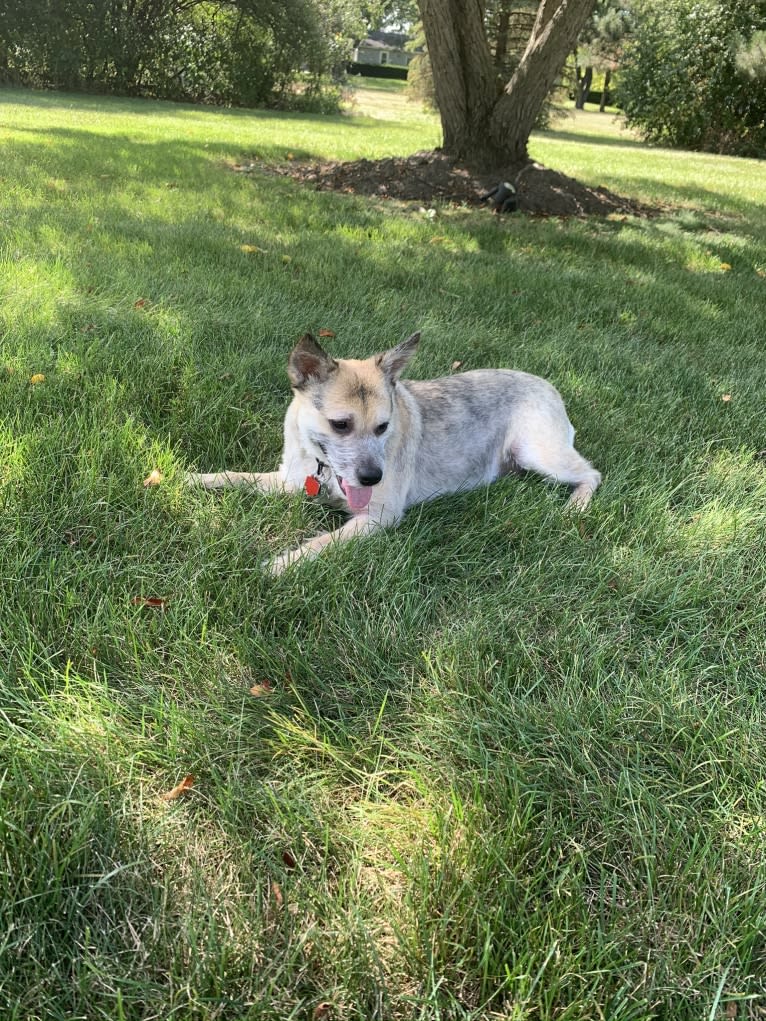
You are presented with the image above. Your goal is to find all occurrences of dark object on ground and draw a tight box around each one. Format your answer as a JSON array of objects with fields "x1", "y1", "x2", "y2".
[
  {"x1": 255, "y1": 150, "x2": 657, "y2": 218},
  {"x1": 481, "y1": 181, "x2": 518, "y2": 213}
]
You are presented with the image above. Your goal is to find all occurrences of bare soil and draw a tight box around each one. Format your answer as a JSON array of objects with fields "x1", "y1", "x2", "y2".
[{"x1": 245, "y1": 149, "x2": 655, "y2": 218}]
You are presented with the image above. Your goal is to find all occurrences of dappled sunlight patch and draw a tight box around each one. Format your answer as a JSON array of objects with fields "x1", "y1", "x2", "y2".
[
  {"x1": 0, "y1": 425, "x2": 41, "y2": 491},
  {"x1": 26, "y1": 668, "x2": 149, "y2": 775},
  {"x1": 726, "y1": 811, "x2": 766, "y2": 854},
  {"x1": 0, "y1": 256, "x2": 78, "y2": 329},
  {"x1": 669, "y1": 500, "x2": 762, "y2": 555},
  {"x1": 664, "y1": 449, "x2": 766, "y2": 555}
]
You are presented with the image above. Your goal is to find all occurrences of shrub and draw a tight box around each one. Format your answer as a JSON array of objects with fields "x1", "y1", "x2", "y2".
[{"x1": 617, "y1": 0, "x2": 766, "y2": 157}]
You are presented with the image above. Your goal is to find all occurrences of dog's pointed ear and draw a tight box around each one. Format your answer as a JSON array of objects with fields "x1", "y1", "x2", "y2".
[
  {"x1": 287, "y1": 333, "x2": 337, "y2": 389},
  {"x1": 376, "y1": 331, "x2": 421, "y2": 383}
]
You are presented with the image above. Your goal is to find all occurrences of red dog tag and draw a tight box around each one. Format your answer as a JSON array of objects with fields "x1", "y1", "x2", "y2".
[{"x1": 304, "y1": 475, "x2": 321, "y2": 497}]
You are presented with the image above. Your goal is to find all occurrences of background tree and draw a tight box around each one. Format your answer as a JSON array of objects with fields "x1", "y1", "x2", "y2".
[
  {"x1": 618, "y1": 0, "x2": 766, "y2": 156},
  {"x1": 573, "y1": 0, "x2": 633, "y2": 110},
  {"x1": 417, "y1": 0, "x2": 596, "y2": 167},
  {"x1": 0, "y1": 0, "x2": 364, "y2": 109}
]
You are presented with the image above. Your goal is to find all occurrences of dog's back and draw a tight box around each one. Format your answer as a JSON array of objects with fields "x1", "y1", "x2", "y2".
[{"x1": 398, "y1": 368, "x2": 584, "y2": 508}]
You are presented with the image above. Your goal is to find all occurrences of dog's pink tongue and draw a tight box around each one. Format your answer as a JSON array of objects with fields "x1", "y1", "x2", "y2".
[{"x1": 341, "y1": 479, "x2": 373, "y2": 511}]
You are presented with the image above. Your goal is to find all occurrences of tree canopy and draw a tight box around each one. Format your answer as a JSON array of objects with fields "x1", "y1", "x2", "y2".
[
  {"x1": 618, "y1": 0, "x2": 766, "y2": 157},
  {"x1": 0, "y1": 0, "x2": 366, "y2": 109}
]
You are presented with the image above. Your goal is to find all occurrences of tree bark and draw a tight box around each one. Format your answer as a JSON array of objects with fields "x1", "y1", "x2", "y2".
[
  {"x1": 418, "y1": 0, "x2": 497, "y2": 160},
  {"x1": 599, "y1": 66, "x2": 611, "y2": 112},
  {"x1": 575, "y1": 63, "x2": 593, "y2": 108},
  {"x1": 419, "y1": 0, "x2": 596, "y2": 166}
]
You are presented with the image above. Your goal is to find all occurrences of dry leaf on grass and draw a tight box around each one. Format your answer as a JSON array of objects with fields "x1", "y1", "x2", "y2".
[
  {"x1": 313, "y1": 1004, "x2": 333, "y2": 1020},
  {"x1": 318, "y1": 328, "x2": 336, "y2": 338},
  {"x1": 161, "y1": 774, "x2": 194, "y2": 801},
  {"x1": 451, "y1": 360, "x2": 463, "y2": 371},
  {"x1": 143, "y1": 469, "x2": 163, "y2": 487},
  {"x1": 249, "y1": 680, "x2": 272, "y2": 697},
  {"x1": 134, "y1": 298, "x2": 147, "y2": 309},
  {"x1": 271, "y1": 881, "x2": 284, "y2": 908},
  {"x1": 721, "y1": 394, "x2": 732, "y2": 402},
  {"x1": 282, "y1": 849, "x2": 297, "y2": 869},
  {"x1": 131, "y1": 595, "x2": 168, "y2": 609},
  {"x1": 30, "y1": 373, "x2": 46, "y2": 384}
]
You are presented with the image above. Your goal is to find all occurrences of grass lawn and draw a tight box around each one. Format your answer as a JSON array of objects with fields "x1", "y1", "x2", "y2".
[{"x1": 1, "y1": 84, "x2": 766, "y2": 1021}]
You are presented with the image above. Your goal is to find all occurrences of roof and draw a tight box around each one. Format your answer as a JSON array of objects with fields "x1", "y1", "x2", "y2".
[{"x1": 357, "y1": 30, "x2": 410, "y2": 50}]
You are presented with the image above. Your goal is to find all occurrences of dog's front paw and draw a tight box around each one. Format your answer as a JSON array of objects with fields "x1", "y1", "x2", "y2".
[
  {"x1": 266, "y1": 542, "x2": 322, "y2": 576},
  {"x1": 266, "y1": 548, "x2": 299, "y2": 576}
]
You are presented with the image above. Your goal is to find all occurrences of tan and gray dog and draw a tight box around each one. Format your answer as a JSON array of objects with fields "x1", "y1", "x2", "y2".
[{"x1": 188, "y1": 331, "x2": 601, "y2": 574}]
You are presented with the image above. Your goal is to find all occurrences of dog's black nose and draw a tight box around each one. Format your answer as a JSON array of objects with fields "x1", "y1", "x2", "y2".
[{"x1": 357, "y1": 468, "x2": 383, "y2": 487}]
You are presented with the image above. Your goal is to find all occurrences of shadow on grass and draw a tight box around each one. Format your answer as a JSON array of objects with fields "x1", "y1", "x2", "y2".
[{"x1": 537, "y1": 125, "x2": 649, "y2": 150}]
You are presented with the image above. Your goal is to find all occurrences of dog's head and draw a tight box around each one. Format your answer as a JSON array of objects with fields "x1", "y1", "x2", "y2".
[{"x1": 287, "y1": 331, "x2": 420, "y2": 511}]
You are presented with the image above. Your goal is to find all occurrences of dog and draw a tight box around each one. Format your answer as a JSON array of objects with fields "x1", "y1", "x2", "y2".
[{"x1": 187, "y1": 331, "x2": 601, "y2": 574}]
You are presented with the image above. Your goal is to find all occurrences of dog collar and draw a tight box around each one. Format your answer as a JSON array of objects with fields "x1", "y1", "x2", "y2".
[{"x1": 304, "y1": 459, "x2": 328, "y2": 497}]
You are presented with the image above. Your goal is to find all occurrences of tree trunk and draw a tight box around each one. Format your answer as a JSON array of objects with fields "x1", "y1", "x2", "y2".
[
  {"x1": 419, "y1": 0, "x2": 597, "y2": 167},
  {"x1": 418, "y1": 0, "x2": 498, "y2": 161},
  {"x1": 599, "y1": 66, "x2": 611, "y2": 112},
  {"x1": 575, "y1": 64, "x2": 593, "y2": 108}
]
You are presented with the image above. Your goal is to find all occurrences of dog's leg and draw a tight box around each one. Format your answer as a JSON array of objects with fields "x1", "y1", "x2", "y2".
[
  {"x1": 268, "y1": 512, "x2": 397, "y2": 576},
  {"x1": 509, "y1": 438, "x2": 601, "y2": 511},
  {"x1": 186, "y1": 470, "x2": 290, "y2": 492}
]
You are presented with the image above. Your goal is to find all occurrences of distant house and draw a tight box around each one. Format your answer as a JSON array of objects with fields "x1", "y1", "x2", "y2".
[{"x1": 351, "y1": 30, "x2": 414, "y2": 73}]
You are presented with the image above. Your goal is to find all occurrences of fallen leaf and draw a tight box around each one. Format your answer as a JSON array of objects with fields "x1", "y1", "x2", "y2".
[
  {"x1": 720, "y1": 262, "x2": 732, "y2": 272},
  {"x1": 250, "y1": 680, "x2": 272, "y2": 697},
  {"x1": 721, "y1": 394, "x2": 732, "y2": 402},
  {"x1": 318, "y1": 328, "x2": 336, "y2": 338},
  {"x1": 239, "y1": 244, "x2": 267, "y2": 254},
  {"x1": 429, "y1": 235, "x2": 447, "y2": 244},
  {"x1": 131, "y1": 595, "x2": 167, "y2": 609},
  {"x1": 272, "y1": 881, "x2": 284, "y2": 907},
  {"x1": 313, "y1": 1004, "x2": 333, "y2": 1021},
  {"x1": 161, "y1": 774, "x2": 194, "y2": 801},
  {"x1": 30, "y1": 373, "x2": 46, "y2": 384},
  {"x1": 451, "y1": 360, "x2": 463, "y2": 371},
  {"x1": 725, "y1": 1003, "x2": 737, "y2": 1020},
  {"x1": 282, "y1": 849, "x2": 297, "y2": 869},
  {"x1": 143, "y1": 469, "x2": 163, "y2": 487},
  {"x1": 134, "y1": 298, "x2": 147, "y2": 309}
]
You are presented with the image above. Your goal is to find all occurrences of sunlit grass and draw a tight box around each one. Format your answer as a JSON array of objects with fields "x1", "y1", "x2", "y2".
[{"x1": 1, "y1": 83, "x2": 766, "y2": 1020}]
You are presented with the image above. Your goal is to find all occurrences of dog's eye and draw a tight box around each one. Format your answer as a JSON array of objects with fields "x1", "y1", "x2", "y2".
[
  {"x1": 374, "y1": 422, "x2": 389, "y2": 436},
  {"x1": 329, "y1": 419, "x2": 351, "y2": 434}
]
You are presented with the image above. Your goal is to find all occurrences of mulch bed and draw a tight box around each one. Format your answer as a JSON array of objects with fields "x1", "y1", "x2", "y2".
[{"x1": 234, "y1": 149, "x2": 657, "y2": 218}]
